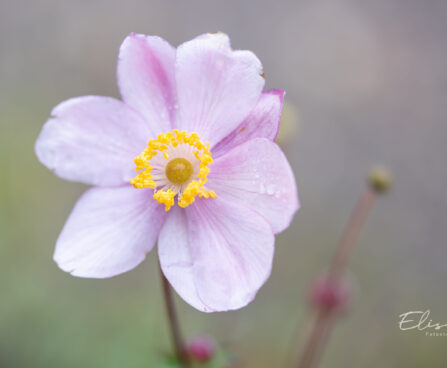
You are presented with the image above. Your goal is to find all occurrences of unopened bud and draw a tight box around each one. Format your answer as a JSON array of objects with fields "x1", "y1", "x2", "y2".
[
  {"x1": 367, "y1": 167, "x2": 392, "y2": 194},
  {"x1": 309, "y1": 277, "x2": 351, "y2": 313},
  {"x1": 187, "y1": 336, "x2": 216, "y2": 363}
]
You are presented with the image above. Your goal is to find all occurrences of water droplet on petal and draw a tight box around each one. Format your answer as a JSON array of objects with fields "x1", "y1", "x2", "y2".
[{"x1": 267, "y1": 184, "x2": 276, "y2": 195}]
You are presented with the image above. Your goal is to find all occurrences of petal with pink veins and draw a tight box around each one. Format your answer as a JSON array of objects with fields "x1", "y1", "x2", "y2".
[
  {"x1": 208, "y1": 138, "x2": 299, "y2": 234},
  {"x1": 174, "y1": 32, "x2": 265, "y2": 147},
  {"x1": 117, "y1": 33, "x2": 177, "y2": 134},
  {"x1": 212, "y1": 89, "x2": 284, "y2": 158},
  {"x1": 158, "y1": 198, "x2": 274, "y2": 312},
  {"x1": 35, "y1": 96, "x2": 153, "y2": 186},
  {"x1": 54, "y1": 186, "x2": 166, "y2": 278}
]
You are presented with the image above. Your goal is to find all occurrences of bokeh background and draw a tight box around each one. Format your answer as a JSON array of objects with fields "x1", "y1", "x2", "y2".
[{"x1": 2, "y1": 0, "x2": 447, "y2": 367}]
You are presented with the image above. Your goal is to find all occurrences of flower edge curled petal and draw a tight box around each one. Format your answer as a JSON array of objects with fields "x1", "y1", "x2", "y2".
[
  {"x1": 54, "y1": 186, "x2": 166, "y2": 278},
  {"x1": 212, "y1": 89, "x2": 285, "y2": 158},
  {"x1": 158, "y1": 197, "x2": 275, "y2": 312}
]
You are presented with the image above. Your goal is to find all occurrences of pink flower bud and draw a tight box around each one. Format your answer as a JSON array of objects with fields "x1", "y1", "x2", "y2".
[
  {"x1": 187, "y1": 336, "x2": 216, "y2": 363},
  {"x1": 309, "y1": 277, "x2": 351, "y2": 312}
]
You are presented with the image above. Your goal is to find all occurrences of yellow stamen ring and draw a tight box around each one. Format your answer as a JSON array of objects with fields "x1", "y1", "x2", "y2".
[{"x1": 130, "y1": 130, "x2": 217, "y2": 211}]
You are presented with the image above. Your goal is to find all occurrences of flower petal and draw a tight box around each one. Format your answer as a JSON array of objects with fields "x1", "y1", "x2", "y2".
[
  {"x1": 208, "y1": 138, "x2": 299, "y2": 234},
  {"x1": 54, "y1": 186, "x2": 166, "y2": 278},
  {"x1": 175, "y1": 32, "x2": 265, "y2": 147},
  {"x1": 212, "y1": 90, "x2": 284, "y2": 157},
  {"x1": 35, "y1": 96, "x2": 152, "y2": 186},
  {"x1": 158, "y1": 198, "x2": 274, "y2": 312},
  {"x1": 117, "y1": 33, "x2": 177, "y2": 134}
]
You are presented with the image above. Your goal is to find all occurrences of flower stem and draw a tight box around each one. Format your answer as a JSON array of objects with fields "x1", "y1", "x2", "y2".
[
  {"x1": 159, "y1": 263, "x2": 191, "y2": 367},
  {"x1": 328, "y1": 188, "x2": 377, "y2": 282},
  {"x1": 295, "y1": 188, "x2": 377, "y2": 368}
]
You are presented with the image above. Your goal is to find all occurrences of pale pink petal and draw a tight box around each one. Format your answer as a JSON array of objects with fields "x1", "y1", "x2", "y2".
[
  {"x1": 212, "y1": 89, "x2": 284, "y2": 157},
  {"x1": 54, "y1": 186, "x2": 165, "y2": 278},
  {"x1": 35, "y1": 96, "x2": 152, "y2": 186},
  {"x1": 158, "y1": 198, "x2": 274, "y2": 312},
  {"x1": 208, "y1": 138, "x2": 299, "y2": 234},
  {"x1": 117, "y1": 33, "x2": 177, "y2": 135},
  {"x1": 175, "y1": 32, "x2": 265, "y2": 147},
  {"x1": 157, "y1": 207, "x2": 203, "y2": 309}
]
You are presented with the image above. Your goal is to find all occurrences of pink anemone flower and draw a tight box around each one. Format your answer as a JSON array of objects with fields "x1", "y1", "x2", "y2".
[{"x1": 35, "y1": 32, "x2": 299, "y2": 312}]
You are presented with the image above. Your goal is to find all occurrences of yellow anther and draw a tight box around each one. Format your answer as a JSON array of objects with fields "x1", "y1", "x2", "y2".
[
  {"x1": 131, "y1": 130, "x2": 217, "y2": 210},
  {"x1": 153, "y1": 189, "x2": 175, "y2": 211}
]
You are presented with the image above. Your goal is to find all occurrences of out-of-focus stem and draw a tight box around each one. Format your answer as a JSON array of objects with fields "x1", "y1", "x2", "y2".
[
  {"x1": 159, "y1": 263, "x2": 191, "y2": 368},
  {"x1": 294, "y1": 309, "x2": 334, "y2": 368},
  {"x1": 295, "y1": 188, "x2": 377, "y2": 368},
  {"x1": 328, "y1": 189, "x2": 377, "y2": 282}
]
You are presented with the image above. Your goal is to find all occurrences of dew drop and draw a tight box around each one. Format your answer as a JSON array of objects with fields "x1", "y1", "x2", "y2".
[{"x1": 267, "y1": 184, "x2": 276, "y2": 195}]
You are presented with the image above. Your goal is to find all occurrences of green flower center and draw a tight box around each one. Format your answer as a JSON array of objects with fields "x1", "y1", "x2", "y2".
[{"x1": 165, "y1": 157, "x2": 194, "y2": 184}]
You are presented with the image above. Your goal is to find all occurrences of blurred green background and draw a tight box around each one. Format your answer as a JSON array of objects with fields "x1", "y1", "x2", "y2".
[{"x1": 2, "y1": 0, "x2": 447, "y2": 367}]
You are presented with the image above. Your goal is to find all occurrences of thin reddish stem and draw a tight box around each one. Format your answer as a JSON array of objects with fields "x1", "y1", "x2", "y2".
[
  {"x1": 327, "y1": 189, "x2": 377, "y2": 282},
  {"x1": 159, "y1": 264, "x2": 191, "y2": 367},
  {"x1": 294, "y1": 188, "x2": 377, "y2": 368}
]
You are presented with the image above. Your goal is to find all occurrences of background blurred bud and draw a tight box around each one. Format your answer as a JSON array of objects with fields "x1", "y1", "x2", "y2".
[
  {"x1": 276, "y1": 102, "x2": 300, "y2": 145},
  {"x1": 186, "y1": 335, "x2": 216, "y2": 363},
  {"x1": 367, "y1": 166, "x2": 393, "y2": 194},
  {"x1": 309, "y1": 276, "x2": 351, "y2": 313}
]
